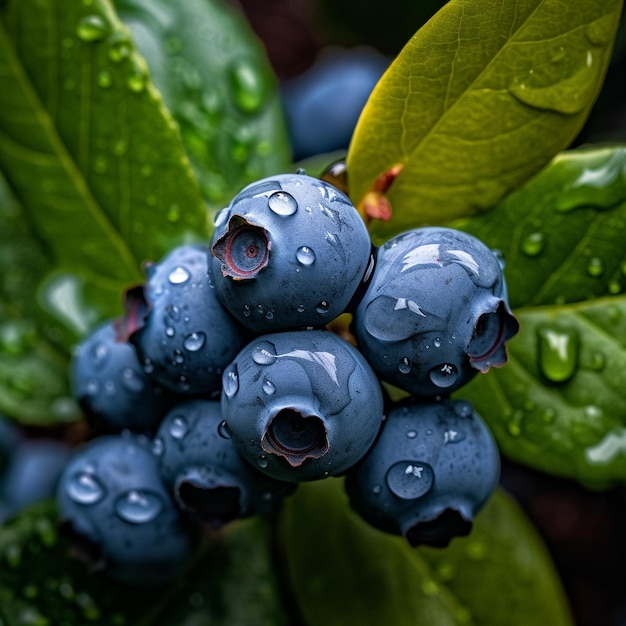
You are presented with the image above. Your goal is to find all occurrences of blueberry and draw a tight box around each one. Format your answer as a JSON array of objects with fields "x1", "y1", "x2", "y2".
[
  {"x1": 122, "y1": 244, "x2": 251, "y2": 396},
  {"x1": 352, "y1": 227, "x2": 519, "y2": 396},
  {"x1": 155, "y1": 399, "x2": 296, "y2": 527},
  {"x1": 281, "y1": 47, "x2": 390, "y2": 160},
  {"x1": 210, "y1": 172, "x2": 374, "y2": 332},
  {"x1": 1, "y1": 438, "x2": 71, "y2": 523},
  {"x1": 56, "y1": 433, "x2": 200, "y2": 586},
  {"x1": 221, "y1": 329, "x2": 384, "y2": 482},
  {"x1": 70, "y1": 320, "x2": 174, "y2": 433},
  {"x1": 344, "y1": 397, "x2": 500, "y2": 547}
]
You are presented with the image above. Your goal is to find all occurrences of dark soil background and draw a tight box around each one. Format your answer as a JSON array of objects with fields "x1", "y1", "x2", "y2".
[{"x1": 229, "y1": 1, "x2": 626, "y2": 624}]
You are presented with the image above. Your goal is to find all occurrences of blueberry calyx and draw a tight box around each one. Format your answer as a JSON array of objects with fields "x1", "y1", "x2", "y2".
[
  {"x1": 404, "y1": 508, "x2": 472, "y2": 548},
  {"x1": 212, "y1": 215, "x2": 270, "y2": 280},
  {"x1": 261, "y1": 408, "x2": 329, "y2": 467},
  {"x1": 468, "y1": 300, "x2": 519, "y2": 372},
  {"x1": 175, "y1": 474, "x2": 241, "y2": 526}
]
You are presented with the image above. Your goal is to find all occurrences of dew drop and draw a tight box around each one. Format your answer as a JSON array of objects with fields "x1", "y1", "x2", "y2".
[
  {"x1": 586, "y1": 257, "x2": 603, "y2": 277},
  {"x1": 126, "y1": 64, "x2": 147, "y2": 93},
  {"x1": 167, "y1": 305, "x2": 181, "y2": 321},
  {"x1": 258, "y1": 456, "x2": 269, "y2": 469},
  {"x1": 169, "y1": 415, "x2": 189, "y2": 440},
  {"x1": 90, "y1": 341, "x2": 109, "y2": 369},
  {"x1": 316, "y1": 300, "x2": 330, "y2": 314},
  {"x1": 372, "y1": 484, "x2": 382, "y2": 495},
  {"x1": 453, "y1": 399, "x2": 473, "y2": 418},
  {"x1": 521, "y1": 232, "x2": 545, "y2": 257},
  {"x1": 251, "y1": 341, "x2": 277, "y2": 365},
  {"x1": 121, "y1": 368, "x2": 144, "y2": 393},
  {"x1": 398, "y1": 357, "x2": 412, "y2": 374},
  {"x1": 268, "y1": 191, "x2": 298, "y2": 216},
  {"x1": 143, "y1": 358, "x2": 154, "y2": 374},
  {"x1": 76, "y1": 14, "x2": 108, "y2": 42},
  {"x1": 67, "y1": 472, "x2": 105, "y2": 505},
  {"x1": 218, "y1": 420, "x2": 232, "y2": 439},
  {"x1": 115, "y1": 490, "x2": 163, "y2": 524},
  {"x1": 108, "y1": 37, "x2": 131, "y2": 62},
  {"x1": 297, "y1": 304, "x2": 306, "y2": 313},
  {"x1": 385, "y1": 461, "x2": 434, "y2": 499},
  {"x1": 537, "y1": 325, "x2": 579, "y2": 383},
  {"x1": 152, "y1": 437, "x2": 164, "y2": 456},
  {"x1": 406, "y1": 430, "x2": 417, "y2": 439},
  {"x1": 444, "y1": 429, "x2": 466, "y2": 444},
  {"x1": 433, "y1": 337, "x2": 442, "y2": 348},
  {"x1": 223, "y1": 365, "x2": 239, "y2": 398},
  {"x1": 229, "y1": 58, "x2": 267, "y2": 114},
  {"x1": 97, "y1": 70, "x2": 112, "y2": 88},
  {"x1": 429, "y1": 363, "x2": 458, "y2": 388},
  {"x1": 183, "y1": 331, "x2": 206, "y2": 352},
  {"x1": 296, "y1": 246, "x2": 316, "y2": 266},
  {"x1": 169, "y1": 266, "x2": 190, "y2": 284},
  {"x1": 262, "y1": 379, "x2": 276, "y2": 395},
  {"x1": 165, "y1": 326, "x2": 176, "y2": 338},
  {"x1": 590, "y1": 351, "x2": 606, "y2": 371}
]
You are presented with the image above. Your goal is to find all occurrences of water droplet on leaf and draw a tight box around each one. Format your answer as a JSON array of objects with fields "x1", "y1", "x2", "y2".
[
  {"x1": 537, "y1": 325, "x2": 579, "y2": 383},
  {"x1": 76, "y1": 15, "x2": 108, "y2": 42}
]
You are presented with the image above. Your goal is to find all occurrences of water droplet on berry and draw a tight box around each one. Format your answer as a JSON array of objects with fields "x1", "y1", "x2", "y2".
[
  {"x1": 386, "y1": 461, "x2": 434, "y2": 499},
  {"x1": 169, "y1": 415, "x2": 189, "y2": 439},
  {"x1": 121, "y1": 368, "x2": 144, "y2": 393},
  {"x1": 90, "y1": 342, "x2": 109, "y2": 369},
  {"x1": 297, "y1": 304, "x2": 305, "y2": 313},
  {"x1": 257, "y1": 456, "x2": 268, "y2": 469},
  {"x1": 444, "y1": 429, "x2": 466, "y2": 444},
  {"x1": 268, "y1": 191, "x2": 298, "y2": 216},
  {"x1": 398, "y1": 357, "x2": 412, "y2": 374},
  {"x1": 169, "y1": 266, "x2": 190, "y2": 284},
  {"x1": 76, "y1": 14, "x2": 108, "y2": 42},
  {"x1": 167, "y1": 305, "x2": 181, "y2": 321},
  {"x1": 453, "y1": 400, "x2": 473, "y2": 418},
  {"x1": 537, "y1": 325, "x2": 579, "y2": 383},
  {"x1": 152, "y1": 437, "x2": 164, "y2": 456},
  {"x1": 296, "y1": 246, "x2": 316, "y2": 266},
  {"x1": 183, "y1": 332, "x2": 206, "y2": 352},
  {"x1": 165, "y1": 326, "x2": 176, "y2": 338},
  {"x1": 173, "y1": 350, "x2": 185, "y2": 364},
  {"x1": 262, "y1": 379, "x2": 276, "y2": 395},
  {"x1": 218, "y1": 420, "x2": 232, "y2": 439},
  {"x1": 223, "y1": 366, "x2": 239, "y2": 398},
  {"x1": 67, "y1": 472, "x2": 105, "y2": 505},
  {"x1": 251, "y1": 341, "x2": 277, "y2": 365},
  {"x1": 406, "y1": 430, "x2": 417, "y2": 439},
  {"x1": 429, "y1": 363, "x2": 458, "y2": 388},
  {"x1": 115, "y1": 490, "x2": 163, "y2": 524},
  {"x1": 316, "y1": 301, "x2": 330, "y2": 314},
  {"x1": 372, "y1": 484, "x2": 382, "y2": 495}
]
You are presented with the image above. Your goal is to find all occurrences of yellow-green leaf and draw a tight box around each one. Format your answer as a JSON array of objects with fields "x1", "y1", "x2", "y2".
[{"x1": 347, "y1": 0, "x2": 623, "y2": 242}]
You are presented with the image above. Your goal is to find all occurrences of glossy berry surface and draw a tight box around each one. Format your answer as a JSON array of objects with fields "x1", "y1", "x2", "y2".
[
  {"x1": 155, "y1": 399, "x2": 296, "y2": 527},
  {"x1": 70, "y1": 320, "x2": 173, "y2": 433},
  {"x1": 281, "y1": 47, "x2": 389, "y2": 160},
  {"x1": 344, "y1": 397, "x2": 500, "y2": 547},
  {"x1": 125, "y1": 244, "x2": 251, "y2": 396},
  {"x1": 210, "y1": 172, "x2": 374, "y2": 332},
  {"x1": 56, "y1": 434, "x2": 199, "y2": 586},
  {"x1": 352, "y1": 227, "x2": 519, "y2": 396},
  {"x1": 221, "y1": 329, "x2": 384, "y2": 482}
]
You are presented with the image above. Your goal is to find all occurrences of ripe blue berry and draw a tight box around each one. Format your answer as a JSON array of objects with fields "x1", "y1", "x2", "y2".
[
  {"x1": 344, "y1": 397, "x2": 500, "y2": 547},
  {"x1": 123, "y1": 244, "x2": 251, "y2": 396},
  {"x1": 155, "y1": 399, "x2": 296, "y2": 527},
  {"x1": 352, "y1": 227, "x2": 519, "y2": 396},
  {"x1": 210, "y1": 172, "x2": 374, "y2": 332},
  {"x1": 70, "y1": 320, "x2": 174, "y2": 433},
  {"x1": 56, "y1": 434, "x2": 200, "y2": 586},
  {"x1": 221, "y1": 329, "x2": 384, "y2": 482}
]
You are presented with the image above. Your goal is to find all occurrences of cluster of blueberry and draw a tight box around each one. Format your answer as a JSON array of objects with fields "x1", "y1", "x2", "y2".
[{"x1": 57, "y1": 170, "x2": 519, "y2": 585}]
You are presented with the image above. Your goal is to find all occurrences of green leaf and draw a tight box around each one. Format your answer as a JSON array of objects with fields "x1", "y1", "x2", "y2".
[
  {"x1": 115, "y1": 0, "x2": 292, "y2": 209},
  {"x1": 0, "y1": 177, "x2": 77, "y2": 425},
  {"x1": 279, "y1": 479, "x2": 572, "y2": 626},
  {"x1": 450, "y1": 145, "x2": 626, "y2": 488},
  {"x1": 0, "y1": 0, "x2": 208, "y2": 289},
  {"x1": 347, "y1": 0, "x2": 623, "y2": 242},
  {"x1": 0, "y1": 502, "x2": 288, "y2": 626}
]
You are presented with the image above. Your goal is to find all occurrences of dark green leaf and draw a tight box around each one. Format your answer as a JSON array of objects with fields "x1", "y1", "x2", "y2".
[
  {"x1": 0, "y1": 502, "x2": 288, "y2": 626},
  {"x1": 347, "y1": 0, "x2": 622, "y2": 242},
  {"x1": 0, "y1": 0, "x2": 208, "y2": 287},
  {"x1": 451, "y1": 146, "x2": 626, "y2": 488},
  {"x1": 0, "y1": 177, "x2": 77, "y2": 425},
  {"x1": 279, "y1": 479, "x2": 572, "y2": 626},
  {"x1": 115, "y1": 0, "x2": 292, "y2": 209}
]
